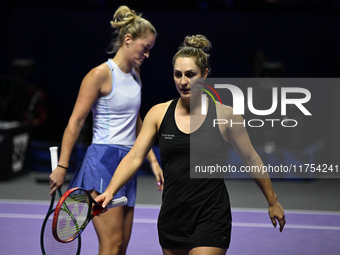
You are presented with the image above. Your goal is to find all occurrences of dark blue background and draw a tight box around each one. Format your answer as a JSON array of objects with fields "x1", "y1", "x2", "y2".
[{"x1": 0, "y1": 4, "x2": 339, "y2": 156}]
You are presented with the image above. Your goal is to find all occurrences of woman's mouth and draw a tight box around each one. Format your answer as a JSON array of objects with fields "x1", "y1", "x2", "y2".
[{"x1": 181, "y1": 88, "x2": 190, "y2": 93}]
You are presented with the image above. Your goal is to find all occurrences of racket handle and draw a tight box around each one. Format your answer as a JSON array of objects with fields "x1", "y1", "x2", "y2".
[
  {"x1": 106, "y1": 196, "x2": 128, "y2": 209},
  {"x1": 49, "y1": 146, "x2": 58, "y2": 172}
]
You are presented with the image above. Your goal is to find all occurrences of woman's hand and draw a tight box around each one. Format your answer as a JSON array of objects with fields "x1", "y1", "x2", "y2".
[
  {"x1": 150, "y1": 161, "x2": 164, "y2": 191},
  {"x1": 95, "y1": 191, "x2": 114, "y2": 208},
  {"x1": 49, "y1": 167, "x2": 67, "y2": 196},
  {"x1": 268, "y1": 201, "x2": 286, "y2": 232}
]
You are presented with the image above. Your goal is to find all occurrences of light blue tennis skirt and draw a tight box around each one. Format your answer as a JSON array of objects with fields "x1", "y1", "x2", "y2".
[{"x1": 68, "y1": 144, "x2": 137, "y2": 207}]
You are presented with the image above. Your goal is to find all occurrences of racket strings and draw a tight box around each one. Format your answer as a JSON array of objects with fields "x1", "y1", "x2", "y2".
[
  {"x1": 55, "y1": 191, "x2": 90, "y2": 241},
  {"x1": 43, "y1": 211, "x2": 78, "y2": 254}
]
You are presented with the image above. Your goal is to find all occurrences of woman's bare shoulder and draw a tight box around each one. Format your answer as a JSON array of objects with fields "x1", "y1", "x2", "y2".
[
  {"x1": 216, "y1": 103, "x2": 234, "y2": 119},
  {"x1": 148, "y1": 100, "x2": 172, "y2": 115}
]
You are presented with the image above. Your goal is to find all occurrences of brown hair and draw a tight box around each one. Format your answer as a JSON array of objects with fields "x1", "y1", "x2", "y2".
[
  {"x1": 172, "y1": 35, "x2": 212, "y2": 74},
  {"x1": 108, "y1": 6, "x2": 157, "y2": 54}
]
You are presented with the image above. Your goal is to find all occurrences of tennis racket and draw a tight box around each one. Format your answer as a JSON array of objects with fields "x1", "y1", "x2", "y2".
[
  {"x1": 52, "y1": 187, "x2": 128, "y2": 243},
  {"x1": 40, "y1": 146, "x2": 81, "y2": 255}
]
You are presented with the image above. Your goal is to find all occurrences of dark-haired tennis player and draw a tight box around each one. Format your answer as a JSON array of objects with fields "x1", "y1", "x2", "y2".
[{"x1": 97, "y1": 34, "x2": 285, "y2": 255}]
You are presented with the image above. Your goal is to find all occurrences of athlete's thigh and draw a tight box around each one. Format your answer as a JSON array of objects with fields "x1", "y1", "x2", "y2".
[
  {"x1": 121, "y1": 206, "x2": 134, "y2": 254},
  {"x1": 122, "y1": 205, "x2": 134, "y2": 236},
  {"x1": 91, "y1": 190, "x2": 125, "y2": 239},
  {"x1": 189, "y1": 247, "x2": 227, "y2": 255},
  {"x1": 162, "y1": 248, "x2": 190, "y2": 255}
]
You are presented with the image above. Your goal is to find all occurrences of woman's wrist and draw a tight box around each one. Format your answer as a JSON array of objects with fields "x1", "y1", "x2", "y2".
[
  {"x1": 57, "y1": 164, "x2": 68, "y2": 171},
  {"x1": 148, "y1": 159, "x2": 159, "y2": 165},
  {"x1": 267, "y1": 194, "x2": 278, "y2": 206}
]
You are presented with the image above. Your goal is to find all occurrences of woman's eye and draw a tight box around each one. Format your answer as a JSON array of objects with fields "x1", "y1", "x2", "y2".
[
  {"x1": 186, "y1": 72, "x2": 196, "y2": 78},
  {"x1": 174, "y1": 73, "x2": 182, "y2": 78}
]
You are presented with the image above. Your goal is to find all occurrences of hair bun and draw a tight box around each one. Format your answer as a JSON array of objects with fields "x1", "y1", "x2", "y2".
[
  {"x1": 183, "y1": 35, "x2": 211, "y2": 52},
  {"x1": 173, "y1": 34, "x2": 212, "y2": 75},
  {"x1": 107, "y1": 5, "x2": 156, "y2": 54},
  {"x1": 110, "y1": 5, "x2": 140, "y2": 29}
]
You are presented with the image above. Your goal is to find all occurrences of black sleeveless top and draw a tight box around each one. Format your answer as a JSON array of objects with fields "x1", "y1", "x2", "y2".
[{"x1": 157, "y1": 98, "x2": 232, "y2": 249}]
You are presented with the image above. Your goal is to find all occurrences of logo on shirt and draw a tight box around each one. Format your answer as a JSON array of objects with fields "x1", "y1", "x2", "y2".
[{"x1": 161, "y1": 134, "x2": 175, "y2": 140}]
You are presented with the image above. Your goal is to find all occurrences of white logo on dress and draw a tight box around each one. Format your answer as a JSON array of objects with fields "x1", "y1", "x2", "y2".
[{"x1": 161, "y1": 134, "x2": 175, "y2": 140}]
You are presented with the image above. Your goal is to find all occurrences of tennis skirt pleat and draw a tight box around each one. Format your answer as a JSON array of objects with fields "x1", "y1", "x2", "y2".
[{"x1": 68, "y1": 144, "x2": 137, "y2": 207}]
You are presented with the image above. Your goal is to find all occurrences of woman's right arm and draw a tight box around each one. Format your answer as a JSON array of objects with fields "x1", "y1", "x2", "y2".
[
  {"x1": 96, "y1": 103, "x2": 164, "y2": 207},
  {"x1": 49, "y1": 65, "x2": 110, "y2": 195}
]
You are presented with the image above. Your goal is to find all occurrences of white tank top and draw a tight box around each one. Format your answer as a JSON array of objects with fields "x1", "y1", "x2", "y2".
[{"x1": 91, "y1": 59, "x2": 141, "y2": 147}]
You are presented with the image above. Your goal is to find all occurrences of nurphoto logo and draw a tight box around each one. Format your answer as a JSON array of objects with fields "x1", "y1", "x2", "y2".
[{"x1": 199, "y1": 79, "x2": 312, "y2": 128}]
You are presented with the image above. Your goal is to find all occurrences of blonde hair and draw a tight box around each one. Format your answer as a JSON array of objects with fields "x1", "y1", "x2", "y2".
[
  {"x1": 173, "y1": 35, "x2": 212, "y2": 74},
  {"x1": 108, "y1": 6, "x2": 157, "y2": 54}
]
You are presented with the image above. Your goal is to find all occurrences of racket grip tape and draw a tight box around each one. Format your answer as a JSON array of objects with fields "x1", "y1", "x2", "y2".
[
  {"x1": 106, "y1": 196, "x2": 128, "y2": 209},
  {"x1": 49, "y1": 146, "x2": 58, "y2": 172}
]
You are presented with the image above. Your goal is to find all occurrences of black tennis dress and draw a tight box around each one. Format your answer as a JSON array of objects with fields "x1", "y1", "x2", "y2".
[{"x1": 157, "y1": 98, "x2": 232, "y2": 249}]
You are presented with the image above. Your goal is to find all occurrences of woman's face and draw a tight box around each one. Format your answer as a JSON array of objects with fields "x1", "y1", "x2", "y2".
[
  {"x1": 127, "y1": 31, "x2": 155, "y2": 67},
  {"x1": 173, "y1": 57, "x2": 207, "y2": 99}
]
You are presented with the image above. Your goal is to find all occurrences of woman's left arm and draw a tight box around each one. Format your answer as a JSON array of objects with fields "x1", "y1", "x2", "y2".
[
  {"x1": 136, "y1": 113, "x2": 164, "y2": 191},
  {"x1": 223, "y1": 110, "x2": 286, "y2": 232}
]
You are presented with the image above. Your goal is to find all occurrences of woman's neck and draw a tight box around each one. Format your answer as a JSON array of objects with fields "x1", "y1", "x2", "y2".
[
  {"x1": 113, "y1": 50, "x2": 133, "y2": 73},
  {"x1": 179, "y1": 93, "x2": 204, "y2": 116}
]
